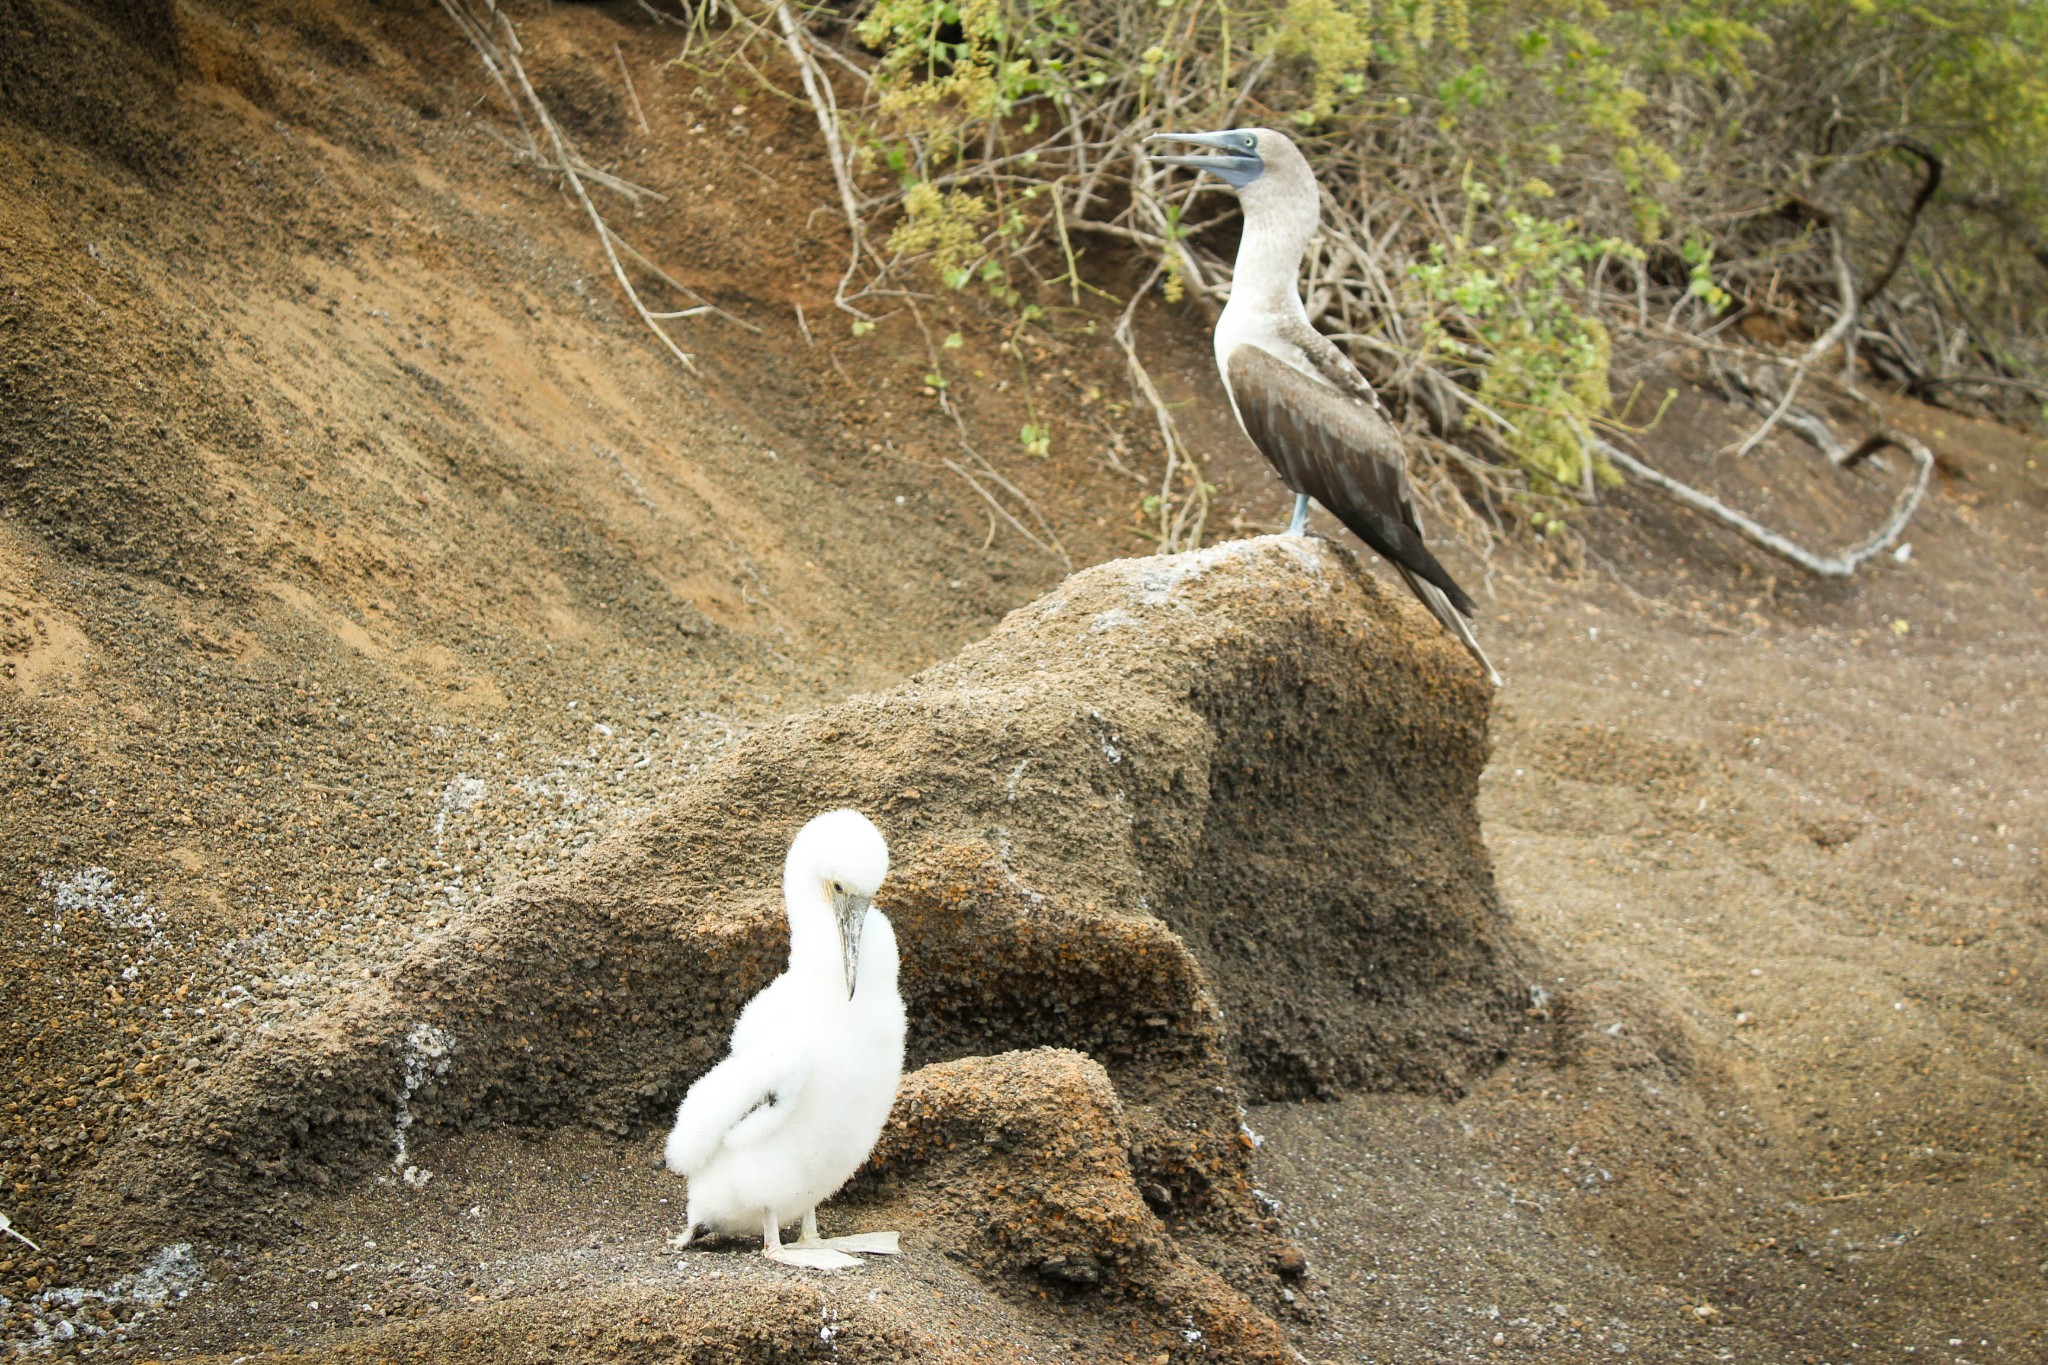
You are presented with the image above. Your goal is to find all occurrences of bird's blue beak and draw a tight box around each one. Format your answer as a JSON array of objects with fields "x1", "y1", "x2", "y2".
[{"x1": 1146, "y1": 131, "x2": 1265, "y2": 188}]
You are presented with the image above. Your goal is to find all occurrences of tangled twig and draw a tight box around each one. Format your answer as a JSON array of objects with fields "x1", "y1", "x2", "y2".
[{"x1": 440, "y1": 0, "x2": 713, "y2": 372}]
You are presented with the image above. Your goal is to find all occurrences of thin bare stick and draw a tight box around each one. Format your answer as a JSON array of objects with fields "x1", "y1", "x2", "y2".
[
  {"x1": 941, "y1": 456, "x2": 1070, "y2": 567},
  {"x1": 1110, "y1": 255, "x2": 1211, "y2": 551},
  {"x1": 613, "y1": 43, "x2": 651, "y2": 134},
  {"x1": 632, "y1": 0, "x2": 689, "y2": 25},
  {"x1": 444, "y1": 3, "x2": 664, "y2": 205},
  {"x1": 436, "y1": 0, "x2": 536, "y2": 157},
  {"x1": 1857, "y1": 137, "x2": 1941, "y2": 308},
  {"x1": 770, "y1": 0, "x2": 875, "y2": 317},
  {"x1": 602, "y1": 226, "x2": 763, "y2": 333},
  {"x1": 1711, "y1": 357, "x2": 1852, "y2": 462},
  {"x1": 0, "y1": 1212, "x2": 41, "y2": 1253},
  {"x1": 936, "y1": 378, "x2": 1071, "y2": 568},
  {"x1": 1728, "y1": 223, "x2": 1858, "y2": 459},
  {"x1": 890, "y1": 293, "x2": 1072, "y2": 567}
]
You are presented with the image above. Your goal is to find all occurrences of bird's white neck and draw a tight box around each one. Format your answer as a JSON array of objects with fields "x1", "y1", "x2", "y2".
[
  {"x1": 780, "y1": 865, "x2": 843, "y2": 986},
  {"x1": 1223, "y1": 189, "x2": 1318, "y2": 320}
]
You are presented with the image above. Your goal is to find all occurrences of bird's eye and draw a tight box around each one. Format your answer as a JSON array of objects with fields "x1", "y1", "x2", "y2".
[
  {"x1": 831, "y1": 881, "x2": 843, "y2": 895},
  {"x1": 1241, "y1": 135, "x2": 1256, "y2": 149}
]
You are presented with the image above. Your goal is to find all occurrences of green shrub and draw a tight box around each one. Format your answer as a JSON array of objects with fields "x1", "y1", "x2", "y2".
[
  {"x1": 1410, "y1": 185, "x2": 1630, "y2": 491},
  {"x1": 820, "y1": 0, "x2": 2042, "y2": 503}
]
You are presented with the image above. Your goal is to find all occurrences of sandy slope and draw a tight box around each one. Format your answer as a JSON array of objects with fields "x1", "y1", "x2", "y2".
[{"x1": 3, "y1": 1, "x2": 2044, "y2": 1361}]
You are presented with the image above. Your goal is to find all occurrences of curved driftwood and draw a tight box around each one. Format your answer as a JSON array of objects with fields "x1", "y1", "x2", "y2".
[{"x1": 1597, "y1": 431, "x2": 1932, "y2": 578}]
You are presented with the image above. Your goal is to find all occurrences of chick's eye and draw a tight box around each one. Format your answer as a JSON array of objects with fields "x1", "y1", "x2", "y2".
[{"x1": 1241, "y1": 135, "x2": 1255, "y2": 149}]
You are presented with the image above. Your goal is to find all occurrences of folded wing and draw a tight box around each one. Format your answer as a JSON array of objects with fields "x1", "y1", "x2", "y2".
[
  {"x1": 663, "y1": 1042, "x2": 809, "y2": 1176},
  {"x1": 1226, "y1": 343, "x2": 1476, "y2": 616}
]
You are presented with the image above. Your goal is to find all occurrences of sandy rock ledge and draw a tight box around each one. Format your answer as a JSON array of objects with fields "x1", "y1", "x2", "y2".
[{"x1": 75, "y1": 538, "x2": 1530, "y2": 1360}]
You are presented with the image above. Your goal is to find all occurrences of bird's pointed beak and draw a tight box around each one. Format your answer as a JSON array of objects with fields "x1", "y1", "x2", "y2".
[
  {"x1": 832, "y1": 889, "x2": 872, "y2": 1000},
  {"x1": 1146, "y1": 131, "x2": 1264, "y2": 188}
]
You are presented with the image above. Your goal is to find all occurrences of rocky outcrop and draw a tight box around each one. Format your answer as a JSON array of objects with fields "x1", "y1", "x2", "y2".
[
  {"x1": 859, "y1": 1049, "x2": 1298, "y2": 1361},
  {"x1": 78, "y1": 537, "x2": 1527, "y2": 1359}
]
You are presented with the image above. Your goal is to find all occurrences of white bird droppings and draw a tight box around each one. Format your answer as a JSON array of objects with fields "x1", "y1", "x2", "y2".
[
  {"x1": 41, "y1": 866, "x2": 159, "y2": 939},
  {"x1": 392, "y1": 1023, "x2": 454, "y2": 1185}
]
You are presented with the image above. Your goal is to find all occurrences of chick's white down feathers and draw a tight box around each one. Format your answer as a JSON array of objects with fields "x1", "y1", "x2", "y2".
[{"x1": 663, "y1": 810, "x2": 905, "y2": 1254}]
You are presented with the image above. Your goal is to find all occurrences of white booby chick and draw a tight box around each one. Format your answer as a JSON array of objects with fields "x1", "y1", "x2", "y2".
[
  {"x1": 664, "y1": 808, "x2": 906, "y2": 1270},
  {"x1": 1148, "y1": 127, "x2": 1501, "y2": 687}
]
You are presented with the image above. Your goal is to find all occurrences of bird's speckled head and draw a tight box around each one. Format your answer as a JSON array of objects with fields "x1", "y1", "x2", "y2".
[{"x1": 785, "y1": 808, "x2": 889, "y2": 998}]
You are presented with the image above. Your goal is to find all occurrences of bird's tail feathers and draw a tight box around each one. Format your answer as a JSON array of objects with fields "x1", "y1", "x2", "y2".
[
  {"x1": 1397, "y1": 567, "x2": 1502, "y2": 688},
  {"x1": 663, "y1": 1111, "x2": 718, "y2": 1178},
  {"x1": 1407, "y1": 546, "x2": 1478, "y2": 616}
]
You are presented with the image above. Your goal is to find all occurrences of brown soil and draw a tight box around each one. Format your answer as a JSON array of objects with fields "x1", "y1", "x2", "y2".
[{"x1": 3, "y1": 0, "x2": 2044, "y2": 1362}]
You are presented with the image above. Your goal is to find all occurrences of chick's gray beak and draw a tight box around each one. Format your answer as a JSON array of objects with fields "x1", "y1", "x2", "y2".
[
  {"x1": 832, "y1": 889, "x2": 872, "y2": 1000},
  {"x1": 1146, "y1": 131, "x2": 1264, "y2": 188}
]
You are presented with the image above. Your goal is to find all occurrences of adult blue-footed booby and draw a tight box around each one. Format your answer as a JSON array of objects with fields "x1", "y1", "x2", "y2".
[
  {"x1": 664, "y1": 809, "x2": 906, "y2": 1270},
  {"x1": 1149, "y1": 127, "x2": 1500, "y2": 686}
]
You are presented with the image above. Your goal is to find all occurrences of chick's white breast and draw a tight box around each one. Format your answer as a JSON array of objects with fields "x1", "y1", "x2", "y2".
[{"x1": 682, "y1": 914, "x2": 905, "y2": 1230}]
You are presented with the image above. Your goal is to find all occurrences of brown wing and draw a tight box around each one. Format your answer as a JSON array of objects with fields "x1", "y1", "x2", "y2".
[
  {"x1": 1226, "y1": 343, "x2": 1476, "y2": 615},
  {"x1": 1276, "y1": 311, "x2": 1386, "y2": 408}
]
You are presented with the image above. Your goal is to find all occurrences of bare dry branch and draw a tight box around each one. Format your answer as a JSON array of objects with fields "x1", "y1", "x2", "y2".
[
  {"x1": 939, "y1": 454, "x2": 1072, "y2": 568},
  {"x1": 1856, "y1": 136, "x2": 1942, "y2": 308},
  {"x1": 768, "y1": 0, "x2": 877, "y2": 318},
  {"x1": 1729, "y1": 222, "x2": 1860, "y2": 459},
  {"x1": 613, "y1": 43, "x2": 651, "y2": 135},
  {"x1": 441, "y1": 0, "x2": 704, "y2": 373},
  {"x1": 1597, "y1": 432, "x2": 1931, "y2": 578},
  {"x1": 436, "y1": 0, "x2": 536, "y2": 157}
]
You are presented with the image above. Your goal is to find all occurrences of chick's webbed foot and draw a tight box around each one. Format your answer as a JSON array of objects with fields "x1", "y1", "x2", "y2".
[
  {"x1": 796, "y1": 1208, "x2": 900, "y2": 1256},
  {"x1": 764, "y1": 1207, "x2": 861, "y2": 1270},
  {"x1": 767, "y1": 1245, "x2": 864, "y2": 1269}
]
